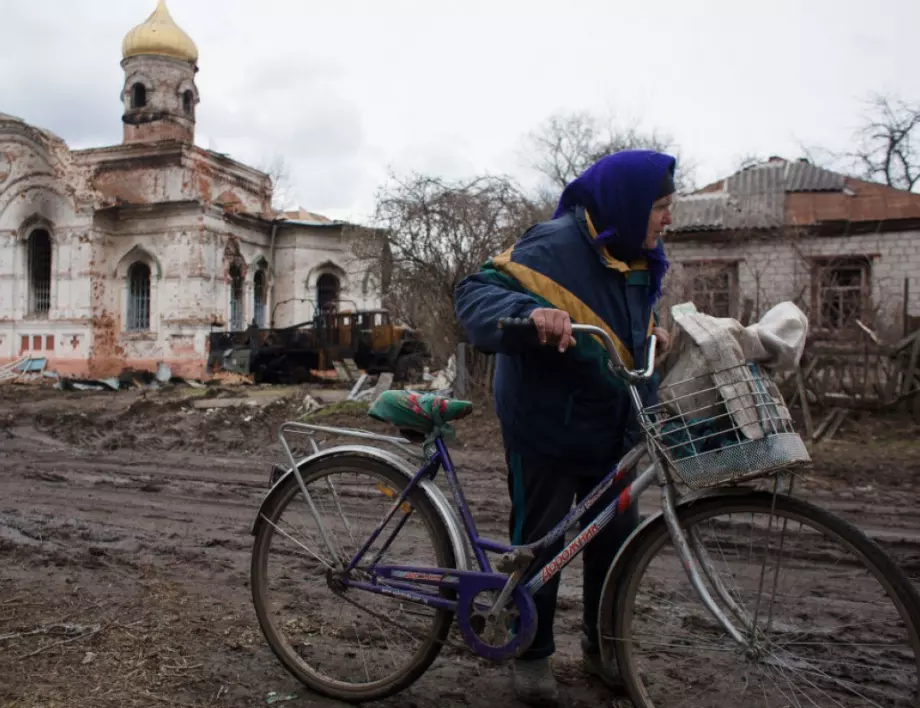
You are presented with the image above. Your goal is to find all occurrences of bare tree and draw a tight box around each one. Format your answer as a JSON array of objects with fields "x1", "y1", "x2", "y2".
[
  {"x1": 851, "y1": 94, "x2": 919, "y2": 192},
  {"x1": 523, "y1": 110, "x2": 696, "y2": 192},
  {"x1": 259, "y1": 154, "x2": 296, "y2": 211},
  {"x1": 352, "y1": 173, "x2": 539, "y2": 362}
]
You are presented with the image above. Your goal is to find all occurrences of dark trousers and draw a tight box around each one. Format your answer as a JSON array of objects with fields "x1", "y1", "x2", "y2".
[{"x1": 506, "y1": 446, "x2": 639, "y2": 660}]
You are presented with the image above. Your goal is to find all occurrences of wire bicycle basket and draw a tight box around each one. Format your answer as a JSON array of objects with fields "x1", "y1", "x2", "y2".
[{"x1": 643, "y1": 362, "x2": 811, "y2": 489}]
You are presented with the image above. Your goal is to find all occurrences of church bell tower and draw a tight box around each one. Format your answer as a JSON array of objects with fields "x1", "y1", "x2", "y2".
[{"x1": 120, "y1": 0, "x2": 200, "y2": 144}]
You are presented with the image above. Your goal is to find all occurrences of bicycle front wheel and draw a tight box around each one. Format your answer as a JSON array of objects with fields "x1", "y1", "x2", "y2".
[{"x1": 600, "y1": 490, "x2": 920, "y2": 707}]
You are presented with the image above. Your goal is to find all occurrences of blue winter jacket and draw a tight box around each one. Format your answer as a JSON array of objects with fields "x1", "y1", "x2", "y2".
[{"x1": 454, "y1": 150, "x2": 675, "y2": 468}]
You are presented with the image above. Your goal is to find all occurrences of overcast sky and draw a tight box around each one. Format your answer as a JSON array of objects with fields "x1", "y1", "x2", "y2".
[{"x1": 1, "y1": 0, "x2": 917, "y2": 222}]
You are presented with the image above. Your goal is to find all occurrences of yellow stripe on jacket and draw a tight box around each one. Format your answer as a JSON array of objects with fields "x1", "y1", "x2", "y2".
[{"x1": 492, "y1": 247, "x2": 635, "y2": 369}]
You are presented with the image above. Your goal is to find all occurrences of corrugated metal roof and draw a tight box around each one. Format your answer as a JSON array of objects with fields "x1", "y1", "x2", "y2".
[
  {"x1": 670, "y1": 194, "x2": 733, "y2": 231},
  {"x1": 725, "y1": 162, "x2": 786, "y2": 196},
  {"x1": 783, "y1": 161, "x2": 846, "y2": 192},
  {"x1": 671, "y1": 192, "x2": 784, "y2": 232},
  {"x1": 670, "y1": 158, "x2": 847, "y2": 232}
]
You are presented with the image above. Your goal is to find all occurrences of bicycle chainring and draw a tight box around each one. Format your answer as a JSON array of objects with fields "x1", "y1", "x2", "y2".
[{"x1": 455, "y1": 579, "x2": 537, "y2": 660}]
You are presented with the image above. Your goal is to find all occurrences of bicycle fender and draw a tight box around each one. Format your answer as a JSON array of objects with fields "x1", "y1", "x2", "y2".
[
  {"x1": 600, "y1": 486, "x2": 757, "y2": 604},
  {"x1": 250, "y1": 445, "x2": 471, "y2": 572}
]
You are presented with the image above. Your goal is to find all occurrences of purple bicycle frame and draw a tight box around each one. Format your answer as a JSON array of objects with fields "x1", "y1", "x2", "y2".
[{"x1": 341, "y1": 436, "x2": 658, "y2": 615}]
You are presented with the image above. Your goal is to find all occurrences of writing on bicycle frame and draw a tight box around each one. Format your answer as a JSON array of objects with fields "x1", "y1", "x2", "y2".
[{"x1": 541, "y1": 521, "x2": 601, "y2": 584}]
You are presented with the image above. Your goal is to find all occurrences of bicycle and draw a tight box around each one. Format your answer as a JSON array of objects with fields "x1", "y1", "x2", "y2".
[{"x1": 250, "y1": 319, "x2": 920, "y2": 707}]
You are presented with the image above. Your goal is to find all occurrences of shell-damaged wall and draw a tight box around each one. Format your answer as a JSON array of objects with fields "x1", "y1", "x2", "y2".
[
  {"x1": 71, "y1": 142, "x2": 275, "y2": 378},
  {"x1": 85, "y1": 209, "x2": 273, "y2": 379},
  {"x1": 0, "y1": 114, "x2": 275, "y2": 378},
  {"x1": 75, "y1": 142, "x2": 273, "y2": 219},
  {"x1": 0, "y1": 115, "x2": 97, "y2": 373},
  {"x1": 0, "y1": 113, "x2": 381, "y2": 379}
]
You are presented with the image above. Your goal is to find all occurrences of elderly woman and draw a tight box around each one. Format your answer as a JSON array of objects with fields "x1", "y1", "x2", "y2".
[{"x1": 454, "y1": 150, "x2": 677, "y2": 706}]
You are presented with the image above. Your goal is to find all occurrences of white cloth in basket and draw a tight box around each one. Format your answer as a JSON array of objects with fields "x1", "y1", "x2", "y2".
[{"x1": 659, "y1": 302, "x2": 808, "y2": 442}]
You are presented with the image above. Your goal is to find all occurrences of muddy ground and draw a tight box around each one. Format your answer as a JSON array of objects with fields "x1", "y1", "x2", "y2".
[{"x1": 1, "y1": 381, "x2": 919, "y2": 708}]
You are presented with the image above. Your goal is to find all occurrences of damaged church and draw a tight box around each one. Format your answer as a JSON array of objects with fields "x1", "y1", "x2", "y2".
[{"x1": 0, "y1": 0, "x2": 378, "y2": 378}]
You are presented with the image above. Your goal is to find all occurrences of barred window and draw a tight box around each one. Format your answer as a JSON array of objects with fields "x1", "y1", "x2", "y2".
[
  {"x1": 253, "y1": 269, "x2": 267, "y2": 328},
  {"x1": 126, "y1": 262, "x2": 151, "y2": 331},
  {"x1": 229, "y1": 265, "x2": 245, "y2": 331},
  {"x1": 28, "y1": 229, "x2": 52, "y2": 317}
]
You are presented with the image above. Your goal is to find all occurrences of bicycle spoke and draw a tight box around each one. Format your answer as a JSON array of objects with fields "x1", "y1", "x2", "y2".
[
  {"x1": 251, "y1": 459, "x2": 455, "y2": 699},
  {"x1": 606, "y1": 492, "x2": 920, "y2": 708}
]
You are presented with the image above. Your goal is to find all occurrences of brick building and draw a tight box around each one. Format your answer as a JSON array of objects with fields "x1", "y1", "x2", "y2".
[
  {"x1": 0, "y1": 0, "x2": 378, "y2": 378},
  {"x1": 665, "y1": 157, "x2": 920, "y2": 338}
]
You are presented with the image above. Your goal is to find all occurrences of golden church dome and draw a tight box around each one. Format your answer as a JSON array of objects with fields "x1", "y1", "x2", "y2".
[{"x1": 122, "y1": 0, "x2": 198, "y2": 64}]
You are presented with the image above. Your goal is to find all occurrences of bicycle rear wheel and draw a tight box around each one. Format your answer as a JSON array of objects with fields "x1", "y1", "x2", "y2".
[
  {"x1": 251, "y1": 455, "x2": 457, "y2": 702},
  {"x1": 599, "y1": 490, "x2": 920, "y2": 707}
]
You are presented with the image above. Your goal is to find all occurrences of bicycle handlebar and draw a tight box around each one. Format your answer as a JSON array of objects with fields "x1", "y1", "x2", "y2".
[{"x1": 497, "y1": 317, "x2": 658, "y2": 384}]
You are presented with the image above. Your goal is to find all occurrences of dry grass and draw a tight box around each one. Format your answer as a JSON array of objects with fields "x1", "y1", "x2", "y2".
[{"x1": 0, "y1": 566, "x2": 261, "y2": 708}]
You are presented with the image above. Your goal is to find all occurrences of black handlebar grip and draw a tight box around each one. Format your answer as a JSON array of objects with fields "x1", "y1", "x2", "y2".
[{"x1": 497, "y1": 317, "x2": 535, "y2": 329}]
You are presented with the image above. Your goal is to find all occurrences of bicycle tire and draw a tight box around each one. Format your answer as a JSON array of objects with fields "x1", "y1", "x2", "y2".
[
  {"x1": 251, "y1": 454, "x2": 457, "y2": 703},
  {"x1": 599, "y1": 490, "x2": 920, "y2": 707}
]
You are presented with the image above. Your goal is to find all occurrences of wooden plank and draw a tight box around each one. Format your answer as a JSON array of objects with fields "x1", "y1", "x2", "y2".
[
  {"x1": 371, "y1": 373, "x2": 394, "y2": 400},
  {"x1": 901, "y1": 331, "x2": 920, "y2": 397},
  {"x1": 343, "y1": 358, "x2": 362, "y2": 381},
  {"x1": 883, "y1": 353, "x2": 903, "y2": 405},
  {"x1": 795, "y1": 368, "x2": 813, "y2": 439},
  {"x1": 332, "y1": 361, "x2": 351, "y2": 382},
  {"x1": 455, "y1": 344, "x2": 469, "y2": 398},
  {"x1": 821, "y1": 393, "x2": 882, "y2": 410},
  {"x1": 823, "y1": 409, "x2": 849, "y2": 442},
  {"x1": 740, "y1": 298, "x2": 754, "y2": 327},
  {"x1": 812, "y1": 408, "x2": 841, "y2": 442},
  {"x1": 904, "y1": 276, "x2": 910, "y2": 339},
  {"x1": 0, "y1": 356, "x2": 30, "y2": 374},
  {"x1": 346, "y1": 373, "x2": 369, "y2": 401}
]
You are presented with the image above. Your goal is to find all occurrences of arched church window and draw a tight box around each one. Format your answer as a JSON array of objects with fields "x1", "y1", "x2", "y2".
[
  {"x1": 182, "y1": 90, "x2": 194, "y2": 115},
  {"x1": 131, "y1": 83, "x2": 147, "y2": 109},
  {"x1": 126, "y1": 262, "x2": 151, "y2": 331},
  {"x1": 229, "y1": 265, "x2": 245, "y2": 331},
  {"x1": 27, "y1": 229, "x2": 52, "y2": 317},
  {"x1": 317, "y1": 273, "x2": 340, "y2": 313},
  {"x1": 253, "y1": 269, "x2": 267, "y2": 328}
]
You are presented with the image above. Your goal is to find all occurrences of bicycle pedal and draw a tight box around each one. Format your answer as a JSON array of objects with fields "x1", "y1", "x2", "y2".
[{"x1": 496, "y1": 547, "x2": 535, "y2": 574}]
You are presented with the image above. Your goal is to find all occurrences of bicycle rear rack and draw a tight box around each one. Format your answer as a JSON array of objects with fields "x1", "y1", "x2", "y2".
[{"x1": 272, "y1": 421, "x2": 425, "y2": 483}]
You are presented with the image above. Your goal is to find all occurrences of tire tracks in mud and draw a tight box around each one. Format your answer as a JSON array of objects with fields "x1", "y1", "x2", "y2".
[
  {"x1": 0, "y1": 429, "x2": 271, "y2": 587},
  {"x1": 0, "y1": 425, "x2": 619, "y2": 708}
]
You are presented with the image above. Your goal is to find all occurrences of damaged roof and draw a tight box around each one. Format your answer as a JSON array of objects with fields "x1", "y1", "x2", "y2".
[{"x1": 670, "y1": 157, "x2": 920, "y2": 234}]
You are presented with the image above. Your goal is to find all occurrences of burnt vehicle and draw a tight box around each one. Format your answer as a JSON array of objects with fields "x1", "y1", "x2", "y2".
[{"x1": 207, "y1": 309, "x2": 430, "y2": 384}]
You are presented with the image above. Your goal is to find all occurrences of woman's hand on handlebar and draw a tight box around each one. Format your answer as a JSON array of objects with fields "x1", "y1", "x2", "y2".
[
  {"x1": 652, "y1": 326, "x2": 670, "y2": 355},
  {"x1": 530, "y1": 308, "x2": 575, "y2": 353}
]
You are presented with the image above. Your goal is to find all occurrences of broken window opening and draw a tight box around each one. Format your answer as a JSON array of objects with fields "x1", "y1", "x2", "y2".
[
  {"x1": 126, "y1": 262, "x2": 151, "y2": 331},
  {"x1": 229, "y1": 265, "x2": 245, "y2": 331},
  {"x1": 812, "y1": 257, "x2": 870, "y2": 330},
  {"x1": 680, "y1": 261, "x2": 738, "y2": 319},
  {"x1": 253, "y1": 269, "x2": 267, "y2": 328},
  {"x1": 317, "y1": 273, "x2": 340, "y2": 314},
  {"x1": 27, "y1": 229, "x2": 52, "y2": 317},
  {"x1": 182, "y1": 90, "x2": 194, "y2": 115},
  {"x1": 131, "y1": 83, "x2": 147, "y2": 109}
]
